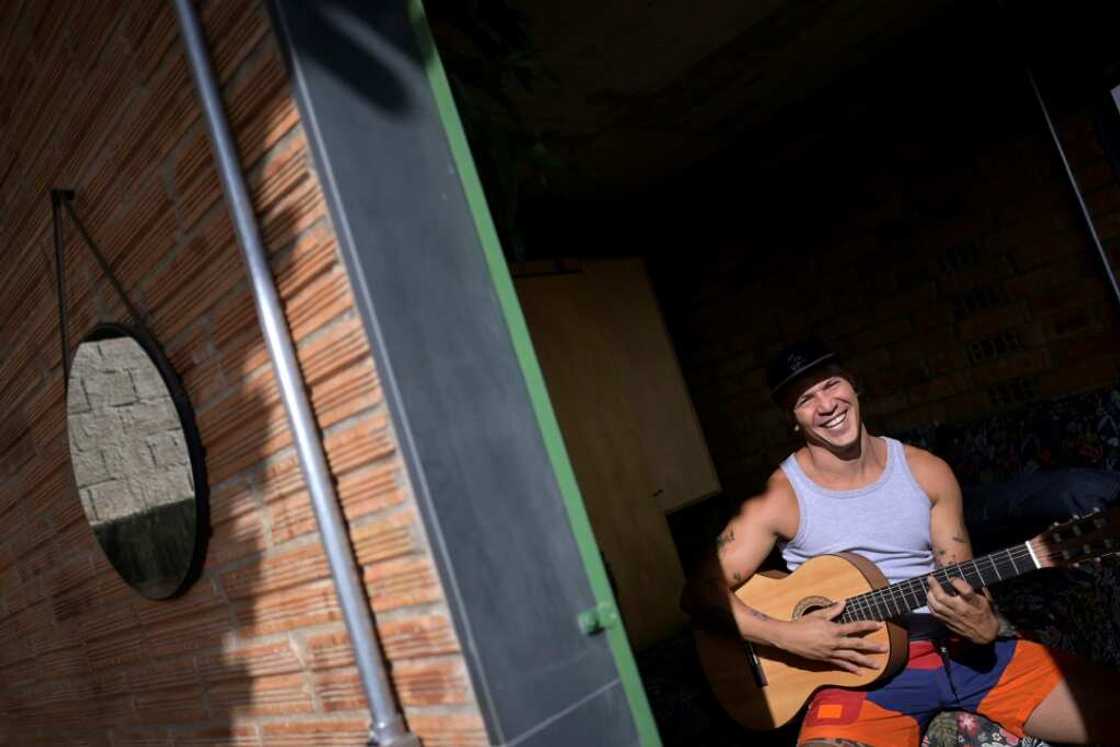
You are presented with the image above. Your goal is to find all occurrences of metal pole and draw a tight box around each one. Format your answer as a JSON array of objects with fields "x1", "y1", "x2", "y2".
[
  {"x1": 170, "y1": 2, "x2": 419, "y2": 745},
  {"x1": 1024, "y1": 66, "x2": 1120, "y2": 309}
]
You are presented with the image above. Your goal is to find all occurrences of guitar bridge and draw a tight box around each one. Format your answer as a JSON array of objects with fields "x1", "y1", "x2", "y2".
[{"x1": 742, "y1": 640, "x2": 768, "y2": 687}]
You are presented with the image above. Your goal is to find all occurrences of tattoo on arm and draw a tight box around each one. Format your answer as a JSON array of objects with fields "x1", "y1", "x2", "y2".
[
  {"x1": 933, "y1": 530, "x2": 972, "y2": 567},
  {"x1": 747, "y1": 607, "x2": 771, "y2": 622},
  {"x1": 932, "y1": 544, "x2": 959, "y2": 568},
  {"x1": 715, "y1": 528, "x2": 735, "y2": 555}
]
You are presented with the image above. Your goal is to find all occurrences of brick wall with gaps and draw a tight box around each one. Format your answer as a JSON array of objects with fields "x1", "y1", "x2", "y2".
[
  {"x1": 0, "y1": 2, "x2": 486, "y2": 744},
  {"x1": 663, "y1": 102, "x2": 1120, "y2": 503}
]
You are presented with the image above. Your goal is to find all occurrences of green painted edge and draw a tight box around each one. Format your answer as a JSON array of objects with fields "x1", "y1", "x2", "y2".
[{"x1": 406, "y1": 2, "x2": 661, "y2": 745}]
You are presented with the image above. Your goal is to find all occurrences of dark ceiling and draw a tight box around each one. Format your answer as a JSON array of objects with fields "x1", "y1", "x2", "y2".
[
  {"x1": 427, "y1": 0, "x2": 961, "y2": 200},
  {"x1": 426, "y1": 0, "x2": 1120, "y2": 260}
]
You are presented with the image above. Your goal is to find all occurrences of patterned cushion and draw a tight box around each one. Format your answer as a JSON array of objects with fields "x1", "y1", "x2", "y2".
[{"x1": 923, "y1": 710, "x2": 1046, "y2": 747}]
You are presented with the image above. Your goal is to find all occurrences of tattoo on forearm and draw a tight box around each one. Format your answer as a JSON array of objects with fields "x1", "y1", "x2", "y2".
[
  {"x1": 747, "y1": 606, "x2": 771, "y2": 622},
  {"x1": 715, "y1": 528, "x2": 735, "y2": 555},
  {"x1": 933, "y1": 535, "x2": 970, "y2": 567}
]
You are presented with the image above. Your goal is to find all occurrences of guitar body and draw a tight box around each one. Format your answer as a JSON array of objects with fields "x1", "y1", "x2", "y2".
[
  {"x1": 695, "y1": 553, "x2": 909, "y2": 730},
  {"x1": 694, "y1": 508, "x2": 1120, "y2": 730}
]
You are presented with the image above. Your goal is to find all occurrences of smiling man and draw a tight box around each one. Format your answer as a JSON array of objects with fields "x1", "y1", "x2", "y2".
[{"x1": 681, "y1": 339, "x2": 1116, "y2": 746}]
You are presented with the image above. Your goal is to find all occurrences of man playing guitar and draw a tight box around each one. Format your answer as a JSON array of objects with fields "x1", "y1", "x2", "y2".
[{"x1": 681, "y1": 339, "x2": 1117, "y2": 746}]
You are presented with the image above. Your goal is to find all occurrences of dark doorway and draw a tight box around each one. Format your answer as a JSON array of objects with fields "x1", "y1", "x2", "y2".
[{"x1": 425, "y1": 1, "x2": 1120, "y2": 744}]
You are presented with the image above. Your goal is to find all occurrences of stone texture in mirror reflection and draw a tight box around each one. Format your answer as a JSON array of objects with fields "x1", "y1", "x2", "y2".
[{"x1": 67, "y1": 336, "x2": 195, "y2": 597}]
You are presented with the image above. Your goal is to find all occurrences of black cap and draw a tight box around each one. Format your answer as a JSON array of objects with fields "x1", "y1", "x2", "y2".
[{"x1": 766, "y1": 338, "x2": 838, "y2": 399}]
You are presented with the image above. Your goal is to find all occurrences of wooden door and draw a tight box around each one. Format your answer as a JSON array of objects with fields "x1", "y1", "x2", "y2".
[{"x1": 514, "y1": 258, "x2": 719, "y2": 649}]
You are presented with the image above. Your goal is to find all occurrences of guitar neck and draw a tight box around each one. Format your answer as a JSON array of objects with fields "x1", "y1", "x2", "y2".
[{"x1": 837, "y1": 542, "x2": 1040, "y2": 623}]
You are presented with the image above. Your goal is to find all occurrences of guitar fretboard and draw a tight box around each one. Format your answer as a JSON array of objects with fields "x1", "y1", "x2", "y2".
[{"x1": 837, "y1": 543, "x2": 1038, "y2": 623}]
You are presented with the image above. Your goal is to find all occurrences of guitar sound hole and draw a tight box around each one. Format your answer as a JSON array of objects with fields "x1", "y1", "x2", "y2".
[{"x1": 793, "y1": 595, "x2": 835, "y2": 619}]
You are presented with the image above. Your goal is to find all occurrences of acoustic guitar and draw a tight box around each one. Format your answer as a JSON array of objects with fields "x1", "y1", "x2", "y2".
[{"x1": 695, "y1": 508, "x2": 1120, "y2": 730}]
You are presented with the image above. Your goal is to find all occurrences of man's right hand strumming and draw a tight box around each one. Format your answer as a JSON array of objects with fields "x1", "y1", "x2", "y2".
[{"x1": 770, "y1": 601, "x2": 887, "y2": 673}]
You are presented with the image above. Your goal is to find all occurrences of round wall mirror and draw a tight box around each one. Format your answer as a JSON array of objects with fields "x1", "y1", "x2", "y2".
[{"x1": 65, "y1": 323, "x2": 208, "y2": 599}]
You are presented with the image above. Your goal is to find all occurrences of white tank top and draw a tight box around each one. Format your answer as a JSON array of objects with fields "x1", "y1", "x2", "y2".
[{"x1": 778, "y1": 437, "x2": 936, "y2": 614}]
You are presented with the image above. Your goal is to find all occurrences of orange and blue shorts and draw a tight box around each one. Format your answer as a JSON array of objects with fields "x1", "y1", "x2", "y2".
[{"x1": 798, "y1": 638, "x2": 1067, "y2": 746}]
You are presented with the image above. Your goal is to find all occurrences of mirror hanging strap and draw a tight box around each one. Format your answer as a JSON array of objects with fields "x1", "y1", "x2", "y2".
[
  {"x1": 50, "y1": 189, "x2": 72, "y2": 384},
  {"x1": 49, "y1": 188, "x2": 157, "y2": 384}
]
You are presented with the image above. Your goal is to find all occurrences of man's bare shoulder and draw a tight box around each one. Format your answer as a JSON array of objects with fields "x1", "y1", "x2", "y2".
[
  {"x1": 735, "y1": 467, "x2": 798, "y2": 538},
  {"x1": 901, "y1": 443, "x2": 952, "y2": 473},
  {"x1": 901, "y1": 443, "x2": 957, "y2": 498},
  {"x1": 763, "y1": 466, "x2": 797, "y2": 502}
]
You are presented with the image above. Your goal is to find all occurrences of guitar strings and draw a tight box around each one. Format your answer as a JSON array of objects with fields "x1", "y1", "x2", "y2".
[
  {"x1": 837, "y1": 543, "x2": 1038, "y2": 623},
  {"x1": 843, "y1": 546, "x2": 1035, "y2": 621}
]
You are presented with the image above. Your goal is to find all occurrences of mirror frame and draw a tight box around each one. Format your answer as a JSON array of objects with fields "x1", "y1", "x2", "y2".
[{"x1": 68, "y1": 321, "x2": 210, "y2": 600}]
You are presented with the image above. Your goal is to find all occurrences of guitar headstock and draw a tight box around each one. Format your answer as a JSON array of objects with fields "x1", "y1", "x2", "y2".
[{"x1": 1030, "y1": 507, "x2": 1120, "y2": 569}]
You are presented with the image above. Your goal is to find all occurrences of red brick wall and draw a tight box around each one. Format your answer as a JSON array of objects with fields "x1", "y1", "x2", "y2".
[
  {"x1": 0, "y1": 2, "x2": 485, "y2": 744},
  {"x1": 666, "y1": 91, "x2": 1120, "y2": 501}
]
